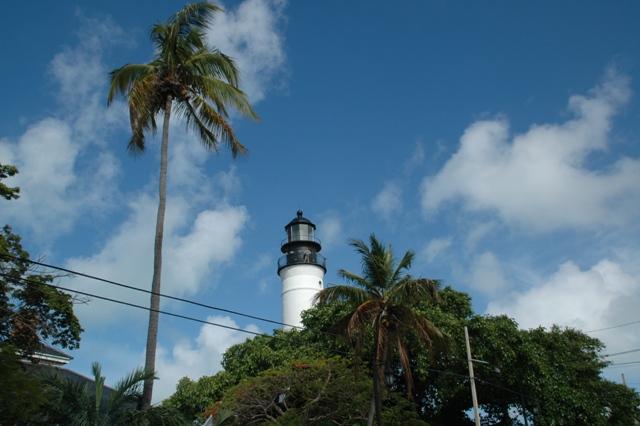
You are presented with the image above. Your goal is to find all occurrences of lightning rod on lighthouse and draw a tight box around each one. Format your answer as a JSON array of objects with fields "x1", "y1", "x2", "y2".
[{"x1": 277, "y1": 210, "x2": 326, "y2": 330}]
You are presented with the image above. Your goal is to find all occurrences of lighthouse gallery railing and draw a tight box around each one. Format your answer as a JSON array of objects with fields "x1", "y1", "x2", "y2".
[{"x1": 277, "y1": 252, "x2": 327, "y2": 272}]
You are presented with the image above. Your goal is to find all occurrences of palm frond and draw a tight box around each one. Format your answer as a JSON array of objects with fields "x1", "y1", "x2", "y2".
[
  {"x1": 189, "y1": 94, "x2": 247, "y2": 157},
  {"x1": 386, "y1": 278, "x2": 440, "y2": 307},
  {"x1": 389, "y1": 250, "x2": 414, "y2": 284},
  {"x1": 177, "y1": 99, "x2": 220, "y2": 153},
  {"x1": 394, "y1": 305, "x2": 443, "y2": 348},
  {"x1": 193, "y1": 75, "x2": 258, "y2": 120},
  {"x1": 346, "y1": 300, "x2": 381, "y2": 342},
  {"x1": 365, "y1": 234, "x2": 397, "y2": 291},
  {"x1": 150, "y1": 23, "x2": 169, "y2": 52},
  {"x1": 107, "y1": 367, "x2": 155, "y2": 414},
  {"x1": 395, "y1": 336, "x2": 415, "y2": 399},
  {"x1": 337, "y1": 269, "x2": 374, "y2": 290},
  {"x1": 120, "y1": 405, "x2": 186, "y2": 426},
  {"x1": 314, "y1": 285, "x2": 371, "y2": 307},
  {"x1": 41, "y1": 370, "x2": 91, "y2": 419},
  {"x1": 348, "y1": 238, "x2": 370, "y2": 259},
  {"x1": 170, "y1": 2, "x2": 222, "y2": 32},
  {"x1": 91, "y1": 362, "x2": 105, "y2": 418},
  {"x1": 108, "y1": 63, "x2": 156, "y2": 105},
  {"x1": 186, "y1": 50, "x2": 240, "y2": 87},
  {"x1": 126, "y1": 75, "x2": 162, "y2": 152}
]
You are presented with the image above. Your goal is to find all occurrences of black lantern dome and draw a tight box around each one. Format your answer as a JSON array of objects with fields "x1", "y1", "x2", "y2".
[
  {"x1": 278, "y1": 210, "x2": 326, "y2": 273},
  {"x1": 281, "y1": 210, "x2": 321, "y2": 253}
]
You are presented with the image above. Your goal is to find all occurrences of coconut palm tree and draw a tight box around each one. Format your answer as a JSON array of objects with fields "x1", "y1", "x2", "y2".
[
  {"x1": 107, "y1": 2, "x2": 257, "y2": 407},
  {"x1": 42, "y1": 362, "x2": 184, "y2": 425},
  {"x1": 314, "y1": 235, "x2": 443, "y2": 426}
]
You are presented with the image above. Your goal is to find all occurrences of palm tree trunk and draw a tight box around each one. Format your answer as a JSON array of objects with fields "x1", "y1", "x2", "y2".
[
  {"x1": 371, "y1": 322, "x2": 385, "y2": 426},
  {"x1": 141, "y1": 95, "x2": 172, "y2": 408},
  {"x1": 367, "y1": 396, "x2": 375, "y2": 426}
]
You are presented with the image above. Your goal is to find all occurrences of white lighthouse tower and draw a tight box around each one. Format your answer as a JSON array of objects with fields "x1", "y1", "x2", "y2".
[{"x1": 277, "y1": 210, "x2": 326, "y2": 330}]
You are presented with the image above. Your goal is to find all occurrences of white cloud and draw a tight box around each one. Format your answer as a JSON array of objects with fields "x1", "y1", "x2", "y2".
[
  {"x1": 206, "y1": 0, "x2": 287, "y2": 102},
  {"x1": 154, "y1": 315, "x2": 259, "y2": 402},
  {"x1": 405, "y1": 141, "x2": 425, "y2": 172},
  {"x1": 468, "y1": 251, "x2": 507, "y2": 294},
  {"x1": 372, "y1": 181, "x2": 403, "y2": 221},
  {"x1": 70, "y1": 317, "x2": 260, "y2": 404},
  {"x1": 421, "y1": 71, "x2": 640, "y2": 232},
  {"x1": 421, "y1": 237, "x2": 452, "y2": 263},
  {"x1": 170, "y1": 206, "x2": 249, "y2": 295},
  {"x1": 50, "y1": 16, "x2": 128, "y2": 145},
  {"x1": 318, "y1": 214, "x2": 343, "y2": 248},
  {"x1": 486, "y1": 259, "x2": 640, "y2": 358},
  {"x1": 0, "y1": 18, "x2": 125, "y2": 241},
  {"x1": 64, "y1": 195, "x2": 249, "y2": 327},
  {"x1": 464, "y1": 221, "x2": 496, "y2": 252},
  {"x1": 1, "y1": 120, "x2": 77, "y2": 235}
]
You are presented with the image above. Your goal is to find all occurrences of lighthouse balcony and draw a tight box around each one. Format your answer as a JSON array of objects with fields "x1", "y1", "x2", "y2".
[
  {"x1": 277, "y1": 252, "x2": 327, "y2": 273},
  {"x1": 281, "y1": 236, "x2": 321, "y2": 246},
  {"x1": 280, "y1": 236, "x2": 322, "y2": 254}
]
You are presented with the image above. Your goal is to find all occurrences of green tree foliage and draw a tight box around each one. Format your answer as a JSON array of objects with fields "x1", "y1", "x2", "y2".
[
  {"x1": 107, "y1": 2, "x2": 257, "y2": 407},
  {"x1": 167, "y1": 285, "x2": 640, "y2": 425},
  {"x1": 219, "y1": 358, "x2": 427, "y2": 425},
  {"x1": 0, "y1": 163, "x2": 20, "y2": 200},
  {"x1": 0, "y1": 226, "x2": 82, "y2": 355},
  {"x1": 0, "y1": 164, "x2": 83, "y2": 424},
  {"x1": 165, "y1": 372, "x2": 236, "y2": 421},
  {"x1": 411, "y1": 287, "x2": 640, "y2": 425},
  {"x1": 163, "y1": 305, "x2": 356, "y2": 420},
  {"x1": 0, "y1": 343, "x2": 49, "y2": 424},
  {"x1": 1, "y1": 166, "x2": 81, "y2": 355},
  {"x1": 314, "y1": 234, "x2": 443, "y2": 425},
  {"x1": 40, "y1": 362, "x2": 185, "y2": 425}
]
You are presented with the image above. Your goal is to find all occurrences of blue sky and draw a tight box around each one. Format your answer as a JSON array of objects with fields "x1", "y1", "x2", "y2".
[{"x1": 2, "y1": 0, "x2": 640, "y2": 400}]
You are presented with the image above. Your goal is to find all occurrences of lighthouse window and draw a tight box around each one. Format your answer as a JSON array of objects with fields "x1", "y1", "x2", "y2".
[{"x1": 290, "y1": 224, "x2": 313, "y2": 241}]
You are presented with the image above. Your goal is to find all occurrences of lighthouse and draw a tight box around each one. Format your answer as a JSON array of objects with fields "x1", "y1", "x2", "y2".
[{"x1": 277, "y1": 210, "x2": 326, "y2": 330}]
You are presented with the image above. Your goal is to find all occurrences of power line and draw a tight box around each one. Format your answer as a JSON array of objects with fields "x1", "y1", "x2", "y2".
[
  {"x1": 602, "y1": 348, "x2": 640, "y2": 358},
  {"x1": 5, "y1": 254, "x2": 636, "y2": 394},
  {"x1": 586, "y1": 321, "x2": 640, "y2": 333},
  {"x1": 11, "y1": 269, "x2": 536, "y2": 408},
  {"x1": 605, "y1": 361, "x2": 640, "y2": 368},
  {"x1": 0, "y1": 253, "x2": 302, "y2": 330},
  {"x1": 3, "y1": 264, "x2": 615, "y2": 412},
  {"x1": 8, "y1": 253, "x2": 640, "y2": 341},
  {"x1": 0, "y1": 272, "x2": 268, "y2": 338}
]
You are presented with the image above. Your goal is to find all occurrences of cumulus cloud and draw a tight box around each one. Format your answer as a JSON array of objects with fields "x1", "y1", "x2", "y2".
[
  {"x1": 468, "y1": 251, "x2": 507, "y2": 294},
  {"x1": 64, "y1": 194, "x2": 249, "y2": 326},
  {"x1": 487, "y1": 259, "x2": 640, "y2": 356},
  {"x1": 421, "y1": 237, "x2": 452, "y2": 263},
  {"x1": 464, "y1": 221, "x2": 496, "y2": 252},
  {"x1": 0, "y1": 119, "x2": 120, "y2": 240},
  {"x1": 405, "y1": 141, "x2": 425, "y2": 172},
  {"x1": 421, "y1": 71, "x2": 640, "y2": 232},
  {"x1": 0, "y1": 18, "x2": 125, "y2": 240},
  {"x1": 0, "y1": 120, "x2": 77, "y2": 234},
  {"x1": 74, "y1": 316, "x2": 260, "y2": 404},
  {"x1": 206, "y1": 0, "x2": 287, "y2": 102},
  {"x1": 372, "y1": 182, "x2": 403, "y2": 221},
  {"x1": 154, "y1": 316, "x2": 259, "y2": 402},
  {"x1": 318, "y1": 213, "x2": 343, "y2": 248}
]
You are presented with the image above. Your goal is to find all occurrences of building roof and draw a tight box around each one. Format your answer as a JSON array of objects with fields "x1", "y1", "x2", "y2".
[
  {"x1": 285, "y1": 209, "x2": 316, "y2": 229},
  {"x1": 37, "y1": 344, "x2": 73, "y2": 361}
]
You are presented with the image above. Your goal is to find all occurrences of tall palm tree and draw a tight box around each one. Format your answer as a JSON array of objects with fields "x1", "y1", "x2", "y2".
[
  {"x1": 42, "y1": 362, "x2": 184, "y2": 425},
  {"x1": 314, "y1": 235, "x2": 443, "y2": 426},
  {"x1": 107, "y1": 2, "x2": 257, "y2": 407}
]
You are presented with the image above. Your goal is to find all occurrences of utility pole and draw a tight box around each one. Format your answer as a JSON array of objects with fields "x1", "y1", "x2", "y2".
[
  {"x1": 465, "y1": 326, "x2": 481, "y2": 426},
  {"x1": 622, "y1": 373, "x2": 627, "y2": 386}
]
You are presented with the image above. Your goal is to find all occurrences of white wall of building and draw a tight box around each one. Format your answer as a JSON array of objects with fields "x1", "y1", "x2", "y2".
[{"x1": 279, "y1": 264, "x2": 324, "y2": 330}]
